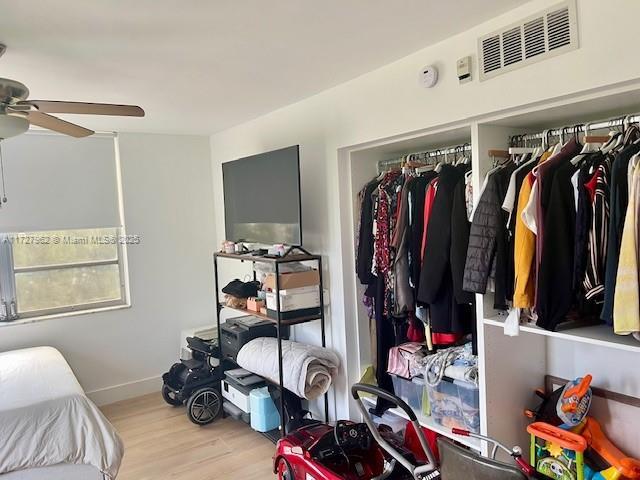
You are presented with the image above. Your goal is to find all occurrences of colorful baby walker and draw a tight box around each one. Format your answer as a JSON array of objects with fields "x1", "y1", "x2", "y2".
[{"x1": 525, "y1": 375, "x2": 640, "y2": 480}]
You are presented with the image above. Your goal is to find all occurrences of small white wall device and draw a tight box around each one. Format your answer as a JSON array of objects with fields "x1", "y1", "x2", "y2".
[
  {"x1": 457, "y1": 55, "x2": 472, "y2": 83},
  {"x1": 419, "y1": 65, "x2": 438, "y2": 88}
]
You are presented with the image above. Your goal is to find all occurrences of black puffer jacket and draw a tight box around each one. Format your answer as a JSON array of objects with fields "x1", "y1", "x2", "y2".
[{"x1": 463, "y1": 164, "x2": 515, "y2": 304}]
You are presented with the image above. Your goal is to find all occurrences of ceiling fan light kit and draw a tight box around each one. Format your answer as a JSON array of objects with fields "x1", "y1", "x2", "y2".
[
  {"x1": 0, "y1": 44, "x2": 145, "y2": 140},
  {"x1": 0, "y1": 114, "x2": 29, "y2": 139}
]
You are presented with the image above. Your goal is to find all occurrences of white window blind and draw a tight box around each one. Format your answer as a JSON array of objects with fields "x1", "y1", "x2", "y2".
[
  {"x1": 0, "y1": 132, "x2": 120, "y2": 233},
  {"x1": 0, "y1": 132, "x2": 128, "y2": 321}
]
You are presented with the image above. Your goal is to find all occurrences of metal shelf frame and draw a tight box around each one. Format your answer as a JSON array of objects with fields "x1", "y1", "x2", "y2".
[{"x1": 213, "y1": 250, "x2": 329, "y2": 441}]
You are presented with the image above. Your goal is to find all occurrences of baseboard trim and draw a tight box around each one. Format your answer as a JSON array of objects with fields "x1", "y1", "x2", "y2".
[{"x1": 87, "y1": 375, "x2": 162, "y2": 406}]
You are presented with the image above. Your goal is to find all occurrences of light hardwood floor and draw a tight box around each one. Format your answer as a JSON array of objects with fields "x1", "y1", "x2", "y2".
[{"x1": 101, "y1": 393, "x2": 276, "y2": 480}]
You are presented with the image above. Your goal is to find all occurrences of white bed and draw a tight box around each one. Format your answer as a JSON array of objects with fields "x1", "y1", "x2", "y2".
[{"x1": 0, "y1": 347, "x2": 123, "y2": 479}]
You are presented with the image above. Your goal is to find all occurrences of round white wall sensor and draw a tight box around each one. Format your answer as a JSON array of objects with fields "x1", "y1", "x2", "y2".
[{"x1": 419, "y1": 65, "x2": 439, "y2": 88}]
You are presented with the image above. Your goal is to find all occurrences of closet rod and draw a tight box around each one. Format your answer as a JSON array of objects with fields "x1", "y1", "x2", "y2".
[
  {"x1": 377, "y1": 143, "x2": 471, "y2": 172},
  {"x1": 511, "y1": 112, "x2": 640, "y2": 144}
]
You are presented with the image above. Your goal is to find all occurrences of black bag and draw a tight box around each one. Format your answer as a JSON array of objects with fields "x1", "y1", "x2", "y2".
[
  {"x1": 221, "y1": 279, "x2": 260, "y2": 299},
  {"x1": 268, "y1": 385, "x2": 317, "y2": 433}
]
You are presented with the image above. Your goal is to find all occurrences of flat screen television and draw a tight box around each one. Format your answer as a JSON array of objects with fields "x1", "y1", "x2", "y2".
[{"x1": 222, "y1": 145, "x2": 302, "y2": 246}]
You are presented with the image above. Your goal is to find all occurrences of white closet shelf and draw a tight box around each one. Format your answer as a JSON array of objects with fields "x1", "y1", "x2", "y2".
[
  {"x1": 361, "y1": 396, "x2": 482, "y2": 451},
  {"x1": 484, "y1": 316, "x2": 640, "y2": 353}
]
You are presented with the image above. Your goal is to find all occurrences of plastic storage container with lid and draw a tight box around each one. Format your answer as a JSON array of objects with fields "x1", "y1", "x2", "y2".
[
  {"x1": 249, "y1": 387, "x2": 280, "y2": 433},
  {"x1": 426, "y1": 377, "x2": 480, "y2": 433},
  {"x1": 391, "y1": 374, "x2": 426, "y2": 411}
]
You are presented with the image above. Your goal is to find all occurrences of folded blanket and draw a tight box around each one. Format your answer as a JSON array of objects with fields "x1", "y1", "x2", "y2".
[{"x1": 237, "y1": 338, "x2": 340, "y2": 400}]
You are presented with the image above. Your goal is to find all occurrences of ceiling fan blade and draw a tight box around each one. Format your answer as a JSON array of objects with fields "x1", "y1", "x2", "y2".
[
  {"x1": 26, "y1": 111, "x2": 94, "y2": 138},
  {"x1": 24, "y1": 100, "x2": 145, "y2": 117}
]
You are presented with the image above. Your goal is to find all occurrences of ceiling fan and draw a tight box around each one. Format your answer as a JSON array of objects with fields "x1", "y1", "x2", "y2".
[{"x1": 0, "y1": 43, "x2": 145, "y2": 140}]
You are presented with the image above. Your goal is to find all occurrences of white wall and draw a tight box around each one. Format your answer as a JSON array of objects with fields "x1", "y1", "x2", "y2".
[
  {"x1": 209, "y1": 0, "x2": 640, "y2": 419},
  {"x1": 0, "y1": 133, "x2": 216, "y2": 405}
]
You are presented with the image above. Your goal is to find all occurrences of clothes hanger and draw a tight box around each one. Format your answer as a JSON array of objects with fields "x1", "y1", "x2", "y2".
[
  {"x1": 550, "y1": 129, "x2": 564, "y2": 155},
  {"x1": 531, "y1": 136, "x2": 543, "y2": 159},
  {"x1": 509, "y1": 134, "x2": 536, "y2": 156},
  {"x1": 583, "y1": 119, "x2": 611, "y2": 145},
  {"x1": 434, "y1": 150, "x2": 445, "y2": 173},
  {"x1": 415, "y1": 158, "x2": 435, "y2": 174},
  {"x1": 601, "y1": 119, "x2": 625, "y2": 153},
  {"x1": 622, "y1": 117, "x2": 640, "y2": 145},
  {"x1": 461, "y1": 143, "x2": 471, "y2": 165},
  {"x1": 577, "y1": 123, "x2": 603, "y2": 154},
  {"x1": 453, "y1": 146, "x2": 461, "y2": 166}
]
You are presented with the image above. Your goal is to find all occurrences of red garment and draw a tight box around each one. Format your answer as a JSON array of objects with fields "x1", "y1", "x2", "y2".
[
  {"x1": 420, "y1": 178, "x2": 439, "y2": 262},
  {"x1": 406, "y1": 313, "x2": 425, "y2": 342},
  {"x1": 584, "y1": 168, "x2": 598, "y2": 203},
  {"x1": 432, "y1": 332, "x2": 463, "y2": 346}
]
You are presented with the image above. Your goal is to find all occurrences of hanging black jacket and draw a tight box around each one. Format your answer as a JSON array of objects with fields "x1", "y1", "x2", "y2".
[
  {"x1": 418, "y1": 165, "x2": 473, "y2": 334},
  {"x1": 356, "y1": 179, "x2": 380, "y2": 285},
  {"x1": 451, "y1": 175, "x2": 474, "y2": 305},
  {"x1": 408, "y1": 173, "x2": 435, "y2": 292},
  {"x1": 463, "y1": 162, "x2": 515, "y2": 308},
  {"x1": 418, "y1": 165, "x2": 463, "y2": 304},
  {"x1": 536, "y1": 161, "x2": 579, "y2": 331}
]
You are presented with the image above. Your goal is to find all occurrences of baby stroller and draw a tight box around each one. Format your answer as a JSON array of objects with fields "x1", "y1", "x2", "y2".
[
  {"x1": 161, "y1": 336, "x2": 224, "y2": 425},
  {"x1": 350, "y1": 383, "x2": 534, "y2": 480}
]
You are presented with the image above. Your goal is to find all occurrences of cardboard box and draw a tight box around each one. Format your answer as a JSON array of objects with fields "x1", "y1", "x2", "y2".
[
  {"x1": 263, "y1": 269, "x2": 319, "y2": 290},
  {"x1": 278, "y1": 285, "x2": 319, "y2": 296},
  {"x1": 265, "y1": 289, "x2": 320, "y2": 312},
  {"x1": 247, "y1": 297, "x2": 265, "y2": 312}
]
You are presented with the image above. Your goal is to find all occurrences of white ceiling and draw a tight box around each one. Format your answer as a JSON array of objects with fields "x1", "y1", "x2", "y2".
[{"x1": 0, "y1": 1, "x2": 526, "y2": 135}]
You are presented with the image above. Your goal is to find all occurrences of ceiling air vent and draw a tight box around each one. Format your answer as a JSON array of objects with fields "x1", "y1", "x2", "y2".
[
  {"x1": 479, "y1": 0, "x2": 578, "y2": 81},
  {"x1": 502, "y1": 27, "x2": 523, "y2": 66}
]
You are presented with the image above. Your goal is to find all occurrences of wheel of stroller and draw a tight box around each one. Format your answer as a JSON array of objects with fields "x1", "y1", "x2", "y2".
[
  {"x1": 161, "y1": 384, "x2": 183, "y2": 406},
  {"x1": 276, "y1": 458, "x2": 294, "y2": 480},
  {"x1": 187, "y1": 387, "x2": 222, "y2": 425}
]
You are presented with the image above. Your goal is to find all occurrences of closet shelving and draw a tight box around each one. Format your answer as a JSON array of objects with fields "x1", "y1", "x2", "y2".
[
  {"x1": 360, "y1": 396, "x2": 482, "y2": 451},
  {"x1": 481, "y1": 111, "x2": 640, "y2": 355},
  {"x1": 476, "y1": 103, "x2": 640, "y2": 457},
  {"x1": 484, "y1": 316, "x2": 640, "y2": 353},
  {"x1": 342, "y1": 86, "x2": 640, "y2": 462},
  {"x1": 347, "y1": 127, "x2": 479, "y2": 451}
]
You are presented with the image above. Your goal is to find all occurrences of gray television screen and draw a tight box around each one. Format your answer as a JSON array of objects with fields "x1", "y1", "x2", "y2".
[{"x1": 222, "y1": 145, "x2": 301, "y2": 246}]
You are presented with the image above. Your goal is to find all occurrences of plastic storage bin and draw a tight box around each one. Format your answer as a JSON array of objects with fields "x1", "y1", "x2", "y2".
[
  {"x1": 391, "y1": 374, "x2": 425, "y2": 411},
  {"x1": 249, "y1": 387, "x2": 280, "y2": 433},
  {"x1": 372, "y1": 411, "x2": 408, "y2": 433},
  {"x1": 426, "y1": 378, "x2": 480, "y2": 433}
]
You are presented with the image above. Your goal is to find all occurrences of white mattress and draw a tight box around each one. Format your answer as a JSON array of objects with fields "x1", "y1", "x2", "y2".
[
  {"x1": 0, "y1": 464, "x2": 104, "y2": 480},
  {"x1": 0, "y1": 347, "x2": 123, "y2": 479}
]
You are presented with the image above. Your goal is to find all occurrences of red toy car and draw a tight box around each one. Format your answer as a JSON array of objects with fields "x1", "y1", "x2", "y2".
[
  {"x1": 273, "y1": 384, "x2": 440, "y2": 480},
  {"x1": 274, "y1": 421, "x2": 392, "y2": 480}
]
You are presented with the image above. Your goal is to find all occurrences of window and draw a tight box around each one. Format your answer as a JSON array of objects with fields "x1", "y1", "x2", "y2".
[
  {"x1": 0, "y1": 132, "x2": 129, "y2": 322},
  {"x1": 0, "y1": 228, "x2": 127, "y2": 319}
]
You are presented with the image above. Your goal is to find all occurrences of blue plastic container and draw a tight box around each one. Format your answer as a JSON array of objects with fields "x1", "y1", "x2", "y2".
[{"x1": 250, "y1": 387, "x2": 280, "y2": 433}]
